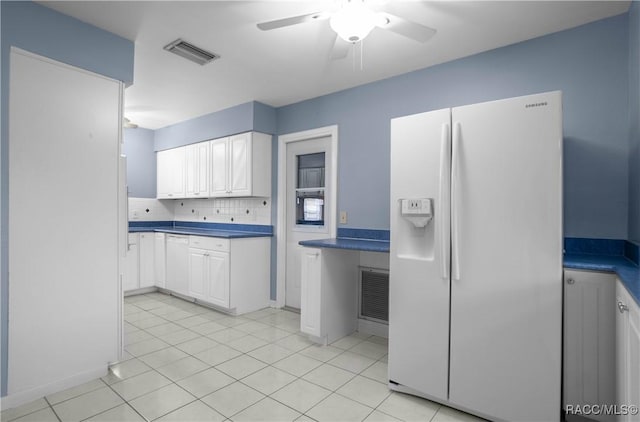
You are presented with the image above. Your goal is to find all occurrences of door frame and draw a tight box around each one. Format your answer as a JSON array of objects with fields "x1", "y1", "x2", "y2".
[{"x1": 276, "y1": 125, "x2": 338, "y2": 308}]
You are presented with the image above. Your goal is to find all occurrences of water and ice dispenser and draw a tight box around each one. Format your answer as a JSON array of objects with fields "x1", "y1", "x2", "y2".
[
  {"x1": 400, "y1": 198, "x2": 433, "y2": 228},
  {"x1": 396, "y1": 197, "x2": 435, "y2": 260}
]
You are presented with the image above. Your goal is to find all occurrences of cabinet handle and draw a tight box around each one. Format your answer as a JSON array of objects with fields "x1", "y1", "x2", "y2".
[
  {"x1": 618, "y1": 301, "x2": 629, "y2": 313},
  {"x1": 168, "y1": 193, "x2": 173, "y2": 197},
  {"x1": 194, "y1": 192, "x2": 199, "y2": 195},
  {"x1": 566, "y1": 278, "x2": 575, "y2": 285}
]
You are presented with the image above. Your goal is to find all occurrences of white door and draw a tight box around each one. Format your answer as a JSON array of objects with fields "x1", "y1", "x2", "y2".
[
  {"x1": 285, "y1": 137, "x2": 332, "y2": 309},
  {"x1": 448, "y1": 92, "x2": 563, "y2": 422},
  {"x1": 389, "y1": 109, "x2": 451, "y2": 401}
]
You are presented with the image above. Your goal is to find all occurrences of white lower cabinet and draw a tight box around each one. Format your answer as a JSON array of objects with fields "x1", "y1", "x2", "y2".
[
  {"x1": 123, "y1": 233, "x2": 139, "y2": 292},
  {"x1": 124, "y1": 231, "x2": 269, "y2": 315},
  {"x1": 154, "y1": 233, "x2": 166, "y2": 288},
  {"x1": 123, "y1": 232, "x2": 156, "y2": 293},
  {"x1": 139, "y1": 233, "x2": 155, "y2": 288},
  {"x1": 186, "y1": 235, "x2": 268, "y2": 314},
  {"x1": 616, "y1": 279, "x2": 640, "y2": 422},
  {"x1": 300, "y1": 248, "x2": 322, "y2": 338},
  {"x1": 299, "y1": 247, "x2": 359, "y2": 345},
  {"x1": 563, "y1": 269, "x2": 616, "y2": 422},
  {"x1": 166, "y1": 234, "x2": 189, "y2": 296},
  {"x1": 206, "y1": 251, "x2": 230, "y2": 309}
]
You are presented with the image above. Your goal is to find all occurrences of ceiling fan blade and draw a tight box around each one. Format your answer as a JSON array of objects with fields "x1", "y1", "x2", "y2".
[
  {"x1": 376, "y1": 12, "x2": 436, "y2": 43},
  {"x1": 331, "y1": 33, "x2": 351, "y2": 60},
  {"x1": 257, "y1": 12, "x2": 329, "y2": 31}
]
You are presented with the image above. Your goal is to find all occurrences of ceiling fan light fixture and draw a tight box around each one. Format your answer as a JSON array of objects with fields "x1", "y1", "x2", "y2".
[{"x1": 329, "y1": 1, "x2": 377, "y2": 43}]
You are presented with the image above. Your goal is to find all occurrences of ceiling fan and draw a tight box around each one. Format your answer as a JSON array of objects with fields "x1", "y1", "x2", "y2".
[{"x1": 256, "y1": 0, "x2": 436, "y2": 60}]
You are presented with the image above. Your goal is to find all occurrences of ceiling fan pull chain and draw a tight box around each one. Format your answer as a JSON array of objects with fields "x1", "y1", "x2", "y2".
[{"x1": 352, "y1": 43, "x2": 356, "y2": 72}]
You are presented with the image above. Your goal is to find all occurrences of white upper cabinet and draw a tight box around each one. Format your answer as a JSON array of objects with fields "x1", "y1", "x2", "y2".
[
  {"x1": 186, "y1": 141, "x2": 210, "y2": 198},
  {"x1": 230, "y1": 134, "x2": 250, "y2": 195},
  {"x1": 157, "y1": 147, "x2": 185, "y2": 198},
  {"x1": 210, "y1": 132, "x2": 272, "y2": 198},
  {"x1": 157, "y1": 132, "x2": 271, "y2": 199},
  {"x1": 210, "y1": 137, "x2": 229, "y2": 197}
]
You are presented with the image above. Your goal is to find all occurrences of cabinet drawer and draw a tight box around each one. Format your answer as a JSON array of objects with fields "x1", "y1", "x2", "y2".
[{"x1": 189, "y1": 236, "x2": 229, "y2": 252}]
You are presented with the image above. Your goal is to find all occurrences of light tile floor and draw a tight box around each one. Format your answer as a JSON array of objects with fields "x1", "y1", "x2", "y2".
[{"x1": 1, "y1": 292, "x2": 485, "y2": 422}]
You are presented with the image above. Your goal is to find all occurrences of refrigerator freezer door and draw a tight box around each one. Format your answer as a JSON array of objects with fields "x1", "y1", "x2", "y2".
[
  {"x1": 448, "y1": 92, "x2": 563, "y2": 421},
  {"x1": 389, "y1": 108, "x2": 451, "y2": 401}
]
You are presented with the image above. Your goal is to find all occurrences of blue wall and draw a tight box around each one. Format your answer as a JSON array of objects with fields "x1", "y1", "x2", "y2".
[
  {"x1": 0, "y1": 1, "x2": 134, "y2": 397},
  {"x1": 277, "y1": 13, "x2": 630, "y2": 239},
  {"x1": 123, "y1": 128, "x2": 157, "y2": 198},
  {"x1": 629, "y1": 2, "x2": 640, "y2": 244},
  {"x1": 155, "y1": 101, "x2": 276, "y2": 151}
]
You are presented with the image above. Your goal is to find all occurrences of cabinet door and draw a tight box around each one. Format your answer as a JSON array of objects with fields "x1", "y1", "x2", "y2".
[
  {"x1": 628, "y1": 303, "x2": 640, "y2": 421},
  {"x1": 123, "y1": 235, "x2": 139, "y2": 292},
  {"x1": 157, "y1": 150, "x2": 172, "y2": 198},
  {"x1": 139, "y1": 233, "x2": 155, "y2": 288},
  {"x1": 210, "y1": 138, "x2": 228, "y2": 196},
  {"x1": 229, "y1": 133, "x2": 251, "y2": 196},
  {"x1": 563, "y1": 270, "x2": 615, "y2": 421},
  {"x1": 616, "y1": 281, "x2": 640, "y2": 422},
  {"x1": 300, "y1": 248, "x2": 322, "y2": 338},
  {"x1": 207, "y1": 251, "x2": 230, "y2": 308},
  {"x1": 166, "y1": 235, "x2": 189, "y2": 295},
  {"x1": 154, "y1": 233, "x2": 166, "y2": 288},
  {"x1": 186, "y1": 142, "x2": 210, "y2": 198},
  {"x1": 616, "y1": 283, "x2": 629, "y2": 416},
  {"x1": 157, "y1": 148, "x2": 186, "y2": 198},
  {"x1": 170, "y1": 147, "x2": 186, "y2": 197},
  {"x1": 188, "y1": 248, "x2": 208, "y2": 300}
]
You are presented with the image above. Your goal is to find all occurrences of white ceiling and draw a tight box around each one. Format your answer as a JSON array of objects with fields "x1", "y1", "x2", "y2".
[{"x1": 41, "y1": 1, "x2": 630, "y2": 130}]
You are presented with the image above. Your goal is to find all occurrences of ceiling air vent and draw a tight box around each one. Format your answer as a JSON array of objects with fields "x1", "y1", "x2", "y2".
[{"x1": 163, "y1": 39, "x2": 220, "y2": 66}]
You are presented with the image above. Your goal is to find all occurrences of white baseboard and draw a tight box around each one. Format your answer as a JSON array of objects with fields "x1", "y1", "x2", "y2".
[
  {"x1": 1, "y1": 365, "x2": 108, "y2": 410},
  {"x1": 358, "y1": 318, "x2": 388, "y2": 338},
  {"x1": 123, "y1": 286, "x2": 157, "y2": 296}
]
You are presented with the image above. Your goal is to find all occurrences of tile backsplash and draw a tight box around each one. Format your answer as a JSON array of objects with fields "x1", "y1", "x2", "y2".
[
  {"x1": 129, "y1": 197, "x2": 271, "y2": 226},
  {"x1": 173, "y1": 198, "x2": 271, "y2": 225},
  {"x1": 128, "y1": 198, "x2": 174, "y2": 221}
]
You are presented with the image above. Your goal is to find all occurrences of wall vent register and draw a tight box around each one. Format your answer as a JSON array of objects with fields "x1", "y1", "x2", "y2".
[
  {"x1": 163, "y1": 39, "x2": 220, "y2": 66},
  {"x1": 359, "y1": 267, "x2": 389, "y2": 323}
]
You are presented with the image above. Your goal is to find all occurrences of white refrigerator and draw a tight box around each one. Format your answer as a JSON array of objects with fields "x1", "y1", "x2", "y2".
[{"x1": 389, "y1": 91, "x2": 563, "y2": 422}]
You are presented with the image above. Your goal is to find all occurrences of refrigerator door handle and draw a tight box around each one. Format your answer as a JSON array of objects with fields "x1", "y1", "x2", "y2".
[
  {"x1": 451, "y1": 122, "x2": 461, "y2": 281},
  {"x1": 439, "y1": 122, "x2": 451, "y2": 280}
]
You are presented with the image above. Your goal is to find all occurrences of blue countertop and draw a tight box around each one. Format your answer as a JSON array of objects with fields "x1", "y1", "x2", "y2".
[
  {"x1": 298, "y1": 234, "x2": 640, "y2": 306},
  {"x1": 299, "y1": 238, "x2": 390, "y2": 253},
  {"x1": 564, "y1": 253, "x2": 640, "y2": 305},
  {"x1": 129, "y1": 221, "x2": 272, "y2": 239}
]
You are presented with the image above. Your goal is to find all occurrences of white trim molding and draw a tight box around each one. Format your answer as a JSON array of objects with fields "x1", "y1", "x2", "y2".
[{"x1": 276, "y1": 125, "x2": 338, "y2": 308}]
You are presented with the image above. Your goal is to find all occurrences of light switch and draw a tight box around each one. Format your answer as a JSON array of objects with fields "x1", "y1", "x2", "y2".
[{"x1": 340, "y1": 211, "x2": 347, "y2": 224}]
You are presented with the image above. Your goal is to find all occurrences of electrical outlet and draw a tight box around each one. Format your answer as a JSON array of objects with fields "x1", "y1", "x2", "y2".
[{"x1": 340, "y1": 211, "x2": 348, "y2": 224}]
